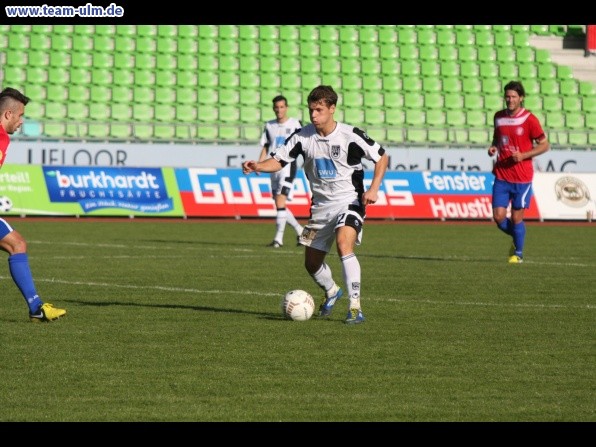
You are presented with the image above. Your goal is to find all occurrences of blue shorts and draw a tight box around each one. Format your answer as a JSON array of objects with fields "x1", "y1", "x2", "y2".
[
  {"x1": 492, "y1": 178, "x2": 533, "y2": 210},
  {"x1": 0, "y1": 217, "x2": 14, "y2": 239}
]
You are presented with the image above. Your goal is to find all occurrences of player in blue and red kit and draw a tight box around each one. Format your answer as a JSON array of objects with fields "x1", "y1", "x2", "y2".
[
  {"x1": 488, "y1": 81, "x2": 550, "y2": 263},
  {"x1": 0, "y1": 87, "x2": 67, "y2": 321}
]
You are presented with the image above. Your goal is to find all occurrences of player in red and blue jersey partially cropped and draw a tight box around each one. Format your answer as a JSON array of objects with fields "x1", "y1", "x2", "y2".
[
  {"x1": 488, "y1": 81, "x2": 550, "y2": 263},
  {"x1": 0, "y1": 87, "x2": 67, "y2": 322}
]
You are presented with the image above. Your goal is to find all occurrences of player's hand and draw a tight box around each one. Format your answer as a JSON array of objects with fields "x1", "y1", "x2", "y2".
[
  {"x1": 362, "y1": 190, "x2": 379, "y2": 206},
  {"x1": 242, "y1": 160, "x2": 258, "y2": 175},
  {"x1": 488, "y1": 146, "x2": 497, "y2": 156}
]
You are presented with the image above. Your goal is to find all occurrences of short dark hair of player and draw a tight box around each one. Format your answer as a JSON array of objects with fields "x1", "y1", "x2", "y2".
[
  {"x1": 307, "y1": 85, "x2": 338, "y2": 108},
  {"x1": 0, "y1": 87, "x2": 30, "y2": 112},
  {"x1": 272, "y1": 95, "x2": 287, "y2": 106},
  {"x1": 503, "y1": 81, "x2": 525, "y2": 98}
]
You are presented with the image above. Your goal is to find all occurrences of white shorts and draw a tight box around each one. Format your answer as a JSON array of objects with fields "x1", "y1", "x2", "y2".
[
  {"x1": 270, "y1": 163, "x2": 296, "y2": 199},
  {"x1": 298, "y1": 201, "x2": 364, "y2": 253}
]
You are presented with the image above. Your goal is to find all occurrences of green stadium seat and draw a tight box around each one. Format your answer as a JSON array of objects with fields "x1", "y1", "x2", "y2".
[
  {"x1": 359, "y1": 27, "x2": 378, "y2": 43},
  {"x1": 343, "y1": 91, "x2": 363, "y2": 107},
  {"x1": 197, "y1": 125, "x2": 218, "y2": 140},
  {"x1": 110, "y1": 69, "x2": 133, "y2": 86},
  {"x1": 444, "y1": 93, "x2": 463, "y2": 110},
  {"x1": 481, "y1": 78, "x2": 501, "y2": 95},
  {"x1": 459, "y1": 61, "x2": 479, "y2": 78},
  {"x1": 301, "y1": 74, "x2": 322, "y2": 91},
  {"x1": 95, "y1": 25, "x2": 115, "y2": 36},
  {"x1": 342, "y1": 74, "x2": 362, "y2": 91},
  {"x1": 378, "y1": 26, "x2": 397, "y2": 44},
  {"x1": 31, "y1": 25, "x2": 52, "y2": 35},
  {"x1": 44, "y1": 123, "x2": 67, "y2": 138},
  {"x1": 398, "y1": 43, "x2": 418, "y2": 60},
  {"x1": 197, "y1": 38, "x2": 217, "y2": 56},
  {"x1": 197, "y1": 105, "x2": 218, "y2": 123},
  {"x1": 4, "y1": 66, "x2": 27, "y2": 84},
  {"x1": 477, "y1": 46, "x2": 497, "y2": 62},
  {"x1": 463, "y1": 94, "x2": 483, "y2": 110},
  {"x1": 403, "y1": 92, "x2": 424, "y2": 109},
  {"x1": 555, "y1": 65, "x2": 574, "y2": 80},
  {"x1": 219, "y1": 72, "x2": 240, "y2": 88},
  {"x1": 24, "y1": 84, "x2": 46, "y2": 101},
  {"x1": 364, "y1": 108, "x2": 385, "y2": 126},
  {"x1": 579, "y1": 81, "x2": 596, "y2": 96},
  {"x1": 423, "y1": 92, "x2": 443, "y2": 109},
  {"x1": 518, "y1": 62, "x2": 538, "y2": 79},
  {"x1": 496, "y1": 47, "x2": 516, "y2": 63},
  {"x1": 48, "y1": 67, "x2": 70, "y2": 85},
  {"x1": 538, "y1": 63, "x2": 557, "y2": 80},
  {"x1": 153, "y1": 124, "x2": 175, "y2": 140},
  {"x1": 498, "y1": 63, "x2": 518, "y2": 80},
  {"x1": 513, "y1": 33, "x2": 530, "y2": 48},
  {"x1": 341, "y1": 59, "x2": 361, "y2": 75},
  {"x1": 108, "y1": 85, "x2": 132, "y2": 104},
  {"x1": 157, "y1": 37, "x2": 177, "y2": 54},
  {"x1": 442, "y1": 77, "x2": 462, "y2": 93},
  {"x1": 259, "y1": 40, "x2": 279, "y2": 57},
  {"x1": 462, "y1": 78, "x2": 482, "y2": 93},
  {"x1": 438, "y1": 46, "x2": 458, "y2": 62},
  {"x1": 90, "y1": 85, "x2": 110, "y2": 103},
  {"x1": 298, "y1": 25, "x2": 318, "y2": 42},
  {"x1": 379, "y1": 43, "x2": 399, "y2": 60},
  {"x1": 422, "y1": 77, "x2": 442, "y2": 93},
  {"x1": 541, "y1": 80, "x2": 560, "y2": 96},
  {"x1": 44, "y1": 102, "x2": 67, "y2": 120},
  {"x1": 380, "y1": 59, "x2": 400, "y2": 76},
  {"x1": 240, "y1": 105, "x2": 261, "y2": 124},
  {"x1": 440, "y1": 61, "x2": 460, "y2": 77},
  {"x1": 113, "y1": 52, "x2": 134, "y2": 69},
  {"x1": 132, "y1": 104, "x2": 154, "y2": 122},
  {"x1": 455, "y1": 29, "x2": 475, "y2": 47},
  {"x1": 494, "y1": 31, "x2": 513, "y2": 47},
  {"x1": 385, "y1": 108, "x2": 405, "y2": 126},
  {"x1": 582, "y1": 96, "x2": 596, "y2": 113},
  {"x1": 585, "y1": 112, "x2": 596, "y2": 129},
  {"x1": 466, "y1": 110, "x2": 486, "y2": 127},
  {"x1": 426, "y1": 109, "x2": 445, "y2": 127},
  {"x1": 401, "y1": 76, "x2": 422, "y2": 93},
  {"x1": 343, "y1": 107, "x2": 364, "y2": 126},
  {"x1": 457, "y1": 46, "x2": 477, "y2": 62},
  {"x1": 299, "y1": 41, "x2": 319, "y2": 58},
  {"x1": 398, "y1": 28, "x2": 417, "y2": 44},
  {"x1": 360, "y1": 42, "x2": 380, "y2": 59},
  {"x1": 560, "y1": 79, "x2": 579, "y2": 96},
  {"x1": 436, "y1": 30, "x2": 456, "y2": 46},
  {"x1": 479, "y1": 62, "x2": 499, "y2": 78},
  {"x1": 523, "y1": 79, "x2": 540, "y2": 95},
  {"x1": 279, "y1": 25, "x2": 299, "y2": 41},
  {"x1": 384, "y1": 92, "x2": 404, "y2": 108},
  {"x1": 420, "y1": 61, "x2": 440, "y2": 77},
  {"x1": 546, "y1": 111, "x2": 565, "y2": 129},
  {"x1": 562, "y1": 96, "x2": 582, "y2": 113},
  {"x1": 46, "y1": 84, "x2": 68, "y2": 102},
  {"x1": 530, "y1": 25, "x2": 550, "y2": 35},
  {"x1": 400, "y1": 60, "x2": 420, "y2": 77},
  {"x1": 110, "y1": 104, "x2": 132, "y2": 121},
  {"x1": 523, "y1": 96, "x2": 542, "y2": 111},
  {"x1": 30, "y1": 33, "x2": 50, "y2": 51},
  {"x1": 417, "y1": 29, "x2": 436, "y2": 46},
  {"x1": 362, "y1": 75, "x2": 382, "y2": 91},
  {"x1": 115, "y1": 25, "x2": 136, "y2": 37}
]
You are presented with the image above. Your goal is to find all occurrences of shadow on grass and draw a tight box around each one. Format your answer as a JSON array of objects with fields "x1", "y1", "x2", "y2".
[{"x1": 59, "y1": 298, "x2": 310, "y2": 322}]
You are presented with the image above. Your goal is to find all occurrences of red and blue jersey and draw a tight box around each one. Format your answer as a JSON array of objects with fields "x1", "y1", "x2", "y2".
[
  {"x1": 492, "y1": 108, "x2": 546, "y2": 183},
  {"x1": 0, "y1": 124, "x2": 9, "y2": 168}
]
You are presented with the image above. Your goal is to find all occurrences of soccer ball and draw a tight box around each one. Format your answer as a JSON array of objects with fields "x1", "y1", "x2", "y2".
[
  {"x1": 281, "y1": 289, "x2": 315, "y2": 321},
  {"x1": 0, "y1": 196, "x2": 13, "y2": 213}
]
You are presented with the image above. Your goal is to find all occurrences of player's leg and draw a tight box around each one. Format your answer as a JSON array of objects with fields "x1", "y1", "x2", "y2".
[
  {"x1": 335, "y1": 209, "x2": 365, "y2": 324},
  {"x1": 302, "y1": 210, "x2": 342, "y2": 317},
  {"x1": 508, "y1": 183, "x2": 532, "y2": 263},
  {"x1": 280, "y1": 178, "x2": 303, "y2": 241},
  {"x1": 0, "y1": 219, "x2": 66, "y2": 321},
  {"x1": 492, "y1": 178, "x2": 513, "y2": 235},
  {"x1": 268, "y1": 174, "x2": 284, "y2": 247}
]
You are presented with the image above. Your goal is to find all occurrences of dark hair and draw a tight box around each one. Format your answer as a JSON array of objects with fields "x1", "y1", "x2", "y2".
[
  {"x1": 272, "y1": 95, "x2": 287, "y2": 106},
  {"x1": 0, "y1": 87, "x2": 30, "y2": 113},
  {"x1": 307, "y1": 85, "x2": 338, "y2": 107},
  {"x1": 503, "y1": 81, "x2": 525, "y2": 98}
]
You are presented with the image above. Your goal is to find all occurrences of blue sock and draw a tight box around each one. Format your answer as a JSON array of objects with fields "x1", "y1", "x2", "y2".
[
  {"x1": 512, "y1": 222, "x2": 526, "y2": 257},
  {"x1": 497, "y1": 218, "x2": 512, "y2": 235},
  {"x1": 8, "y1": 253, "x2": 43, "y2": 313}
]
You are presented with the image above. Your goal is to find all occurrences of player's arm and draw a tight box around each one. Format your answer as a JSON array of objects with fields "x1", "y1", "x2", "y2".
[
  {"x1": 257, "y1": 145, "x2": 269, "y2": 162},
  {"x1": 243, "y1": 157, "x2": 283, "y2": 175},
  {"x1": 362, "y1": 152, "x2": 389, "y2": 206},
  {"x1": 512, "y1": 136, "x2": 550, "y2": 163}
]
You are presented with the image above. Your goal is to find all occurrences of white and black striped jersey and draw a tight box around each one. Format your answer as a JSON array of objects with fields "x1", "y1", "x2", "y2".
[{"x1": 271, "y1": 122, "x2": 386, "y2": 206}]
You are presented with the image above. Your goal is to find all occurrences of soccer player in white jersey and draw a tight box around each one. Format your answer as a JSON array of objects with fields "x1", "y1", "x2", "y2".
[
  {"x1": 487, "y1": 81, "x2": 549, "y2": 263},
  {"x1": 243, "y1": 85, "x2": 388, "y2": 324},
  {"x1": 258, "y1": 95, "x2": 304, "y2": 248}
]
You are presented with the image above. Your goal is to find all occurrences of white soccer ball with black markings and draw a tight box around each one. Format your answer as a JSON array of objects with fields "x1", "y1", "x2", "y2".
[
  {"x1": 0, "y1": 196, "x2": 13, "y2": 213},
  {"x1": 281, "y1": 289, "x2": 315, "y2": 321}
]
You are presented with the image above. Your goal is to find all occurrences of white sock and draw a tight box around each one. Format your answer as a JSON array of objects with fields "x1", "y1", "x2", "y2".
[
  {"x1": 274, "y1": 209, "x2": 287, "y2": 243},
  {"x1": 310, "y1": 263, "x2": 336, "y2": 296},
  {"x1": 284, "y1": 208, "x2": 303, "y2": 234},
  {"x1": 341, "y1": 253, "x2": 361, "y2": 309}
]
